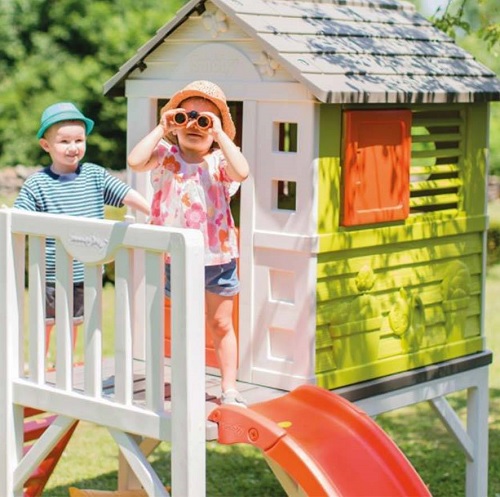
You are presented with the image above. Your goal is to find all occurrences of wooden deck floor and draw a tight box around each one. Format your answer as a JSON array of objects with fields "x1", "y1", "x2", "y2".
[
  {"x1": 45, "y1": 351, "x2": 493, "y2": 440},
  {"x1": 48, "y1": 358, "x2": 289, "y2": 441}
]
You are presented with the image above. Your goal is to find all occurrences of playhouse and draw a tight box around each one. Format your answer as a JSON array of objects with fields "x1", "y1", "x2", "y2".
[
  {"x1": 105, "y1": 0, "x2": 500, "y2": 390},
  {"x1": 1, "y1": 0, "x2": 500, "y2": 496}
]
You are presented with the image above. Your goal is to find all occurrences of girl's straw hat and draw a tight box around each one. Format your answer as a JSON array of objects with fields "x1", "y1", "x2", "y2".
[{"x1": 161, "y1": 80, "x2": 236, "y2": 140}]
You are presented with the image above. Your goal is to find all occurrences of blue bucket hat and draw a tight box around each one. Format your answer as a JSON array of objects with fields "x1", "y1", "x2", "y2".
[{"x1": 37, "y1": 102, "x2": 94, "y2": 139}]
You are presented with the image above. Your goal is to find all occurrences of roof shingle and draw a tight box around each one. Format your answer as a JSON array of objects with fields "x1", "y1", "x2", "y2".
[{"x1": 104, "y1": 0, "x2": 500, "y2": 103}]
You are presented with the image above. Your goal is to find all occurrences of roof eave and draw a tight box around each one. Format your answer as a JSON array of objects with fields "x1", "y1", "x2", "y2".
[
  {"x1": 319, "y1": 90, "x2": 500, "y2": 105},
  {"x1": 103, "y1": 0, "x2": 207, "y2": 97}
]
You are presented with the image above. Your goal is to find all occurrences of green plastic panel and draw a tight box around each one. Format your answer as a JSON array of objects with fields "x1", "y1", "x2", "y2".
[{"x1": 314, "y1": 102, "x2": 489, "y2": 389}]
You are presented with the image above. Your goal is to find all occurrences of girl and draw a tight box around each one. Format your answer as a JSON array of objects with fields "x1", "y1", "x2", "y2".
[{"x1": 128, "y1": 80, "x2": 249, "y2": 407}]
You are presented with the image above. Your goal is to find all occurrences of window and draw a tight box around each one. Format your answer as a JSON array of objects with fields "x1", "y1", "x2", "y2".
[
  {"x1": 274, "y1": 122, "x2": 298, "y2": 152},
  {"x1": 341, "y1": 110, "x2": 412, "y2": 226},
  {"x1": 273, "y1": 121, "x2": 298, "y2": 211},
  {"x1": 409, "y1": 109, "x2": 463, "y2": 215}
]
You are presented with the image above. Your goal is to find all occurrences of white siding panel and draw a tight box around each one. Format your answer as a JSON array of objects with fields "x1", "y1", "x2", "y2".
[
  {"x1": 170, "y1": 43, "x2": 262, "y2": 82},
  {"x1": 251, "y1": 246, "x2": 318, "y2": 389},
  {"x1": 127, "y1": 62, "x2": 183, "y2": 80},
  {"x1": 125, "y1": 79, "x2": 314, "y2": 102},
  {"x1": 254, "y1": 101, "x2": 318, "y2": 235},
  {"x1": 140, "y1": 41, "x2": 296, "y2": 85},
  {"x1": 144, "y1": 41, "x2": 207, "y2": 63},
  {"x1": 163, "y1": 14, "x2": 251, "y2": 44}
]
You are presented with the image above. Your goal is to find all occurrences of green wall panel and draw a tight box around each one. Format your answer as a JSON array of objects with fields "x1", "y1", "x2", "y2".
[{"x1": 313, "y1": 103, "x2": 489, "y2": 388}]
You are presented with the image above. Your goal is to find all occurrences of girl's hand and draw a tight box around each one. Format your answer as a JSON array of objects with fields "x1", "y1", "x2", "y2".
[
  {"x1": 202, "y1": 111, "x2": 224, "y2": 141},
  {"x1": 159, "y1": 108, "x2": 183, "y2": 135}
]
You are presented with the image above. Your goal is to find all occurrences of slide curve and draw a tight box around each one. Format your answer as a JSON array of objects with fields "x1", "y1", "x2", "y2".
[{"x1": 208, "y1": 385, "x2": 431, "y2": 497}]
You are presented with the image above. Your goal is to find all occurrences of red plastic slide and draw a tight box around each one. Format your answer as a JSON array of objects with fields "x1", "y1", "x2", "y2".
[{"x1": 208, "y1": 385, "x2": 431, "y2": 496}]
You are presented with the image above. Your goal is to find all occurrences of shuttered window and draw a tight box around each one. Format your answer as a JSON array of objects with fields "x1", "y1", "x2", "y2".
[
  {"x1": 410, "y1": 109, "x2": 463, "y2": 216},
  {"x1": 341, "y1": 109, "x2": 412, "y2": 226}
]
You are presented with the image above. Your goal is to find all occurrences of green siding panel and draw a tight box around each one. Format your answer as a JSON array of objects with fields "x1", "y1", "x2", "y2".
[
  {"x1": 314, "y1": 102, "x2": 488, "y2": 388},
  {"x1": 313, "y1": 232, "x2": 484, "y2": 387},
  {"x1": 318, "y1": 106, "x2": 342, "y2": 234},
  {"x1": 316, "y1": 337, "x2": 485, "y2": 390}
]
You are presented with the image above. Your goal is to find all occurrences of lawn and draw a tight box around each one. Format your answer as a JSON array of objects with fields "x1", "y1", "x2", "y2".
[{"x1": 4, "y1": 197, "x2": 498, "y2": 496}]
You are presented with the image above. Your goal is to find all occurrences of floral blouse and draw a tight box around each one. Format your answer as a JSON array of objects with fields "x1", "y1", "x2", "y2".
[{"x1": 150, "y1": 139, "x2": 240, "y2": 265}]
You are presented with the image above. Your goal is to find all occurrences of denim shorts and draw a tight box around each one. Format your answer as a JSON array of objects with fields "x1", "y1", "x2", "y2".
[
  {"x1": 165, "y1": 259, "x2": 239, "y2": 298},
  {"x1": 45, "y1": 281, "x2": 84, "y2": 324}
]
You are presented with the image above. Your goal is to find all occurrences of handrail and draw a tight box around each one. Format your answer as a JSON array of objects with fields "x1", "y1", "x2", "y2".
[{"x1": 0, "y1": 208, "x2": 206, "y2": 496}]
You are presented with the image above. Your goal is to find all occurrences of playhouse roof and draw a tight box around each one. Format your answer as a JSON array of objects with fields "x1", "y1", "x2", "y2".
[{"x1": 103, "y1": 0, "x2": 500, "y2": 104}]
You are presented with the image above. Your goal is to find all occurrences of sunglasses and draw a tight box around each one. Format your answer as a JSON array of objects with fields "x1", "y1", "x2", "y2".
[{"x1": 173, "y1": 110, "x2": 212, "y2": 130}]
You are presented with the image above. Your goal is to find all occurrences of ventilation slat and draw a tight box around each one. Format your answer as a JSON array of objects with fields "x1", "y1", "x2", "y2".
[
  {"x1": 410, "y1": 178, "x2": 462, "y2": 192},
  {"x1": 412, "y1": 147, "x2": 461, "y2": 160},
  {"x1": 410, "y1": 193, "x2": 460, "y2": 207},
  {"x1": 410, "y1": 107, "x2": 463, "y2": 216},
  {"x1": 411, "y1": 164, "x2": 459, "y2": 175},
  {"x1": 412, "y1": 133, "x2": 461, "y2": 143},
  {"x1": 412, "y1": 117, "x2": 463, "y2": 127}
]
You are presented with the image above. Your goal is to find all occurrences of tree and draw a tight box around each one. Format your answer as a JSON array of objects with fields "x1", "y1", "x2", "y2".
[
  {"x1": 443, "y1": 1, "x2": 499, "y2": 176},
  {"x1": 410, "y1": 0, "x2": 500, "y2": 175},
  {"x1": 0, "y1": 0, "x2": 184, "y2": 170},
  {"x1": 429, "y1": 0, "x2": 500, "y2": 50}
]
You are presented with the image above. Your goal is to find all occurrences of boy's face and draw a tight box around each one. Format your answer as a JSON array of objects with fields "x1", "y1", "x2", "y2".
[{"x1": 39, "y1": 120, "x2": 86, "y2": 173}]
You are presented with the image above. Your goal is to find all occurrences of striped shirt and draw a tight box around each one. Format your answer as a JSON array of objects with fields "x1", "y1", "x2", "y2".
[{"x1": 14, "y1": 162, "x2": 131, "y2": 282}]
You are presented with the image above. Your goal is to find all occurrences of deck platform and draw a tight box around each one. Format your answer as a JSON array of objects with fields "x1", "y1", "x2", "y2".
[{"x1": 53, "y1": 349, "x2": 492, "y2": 443}]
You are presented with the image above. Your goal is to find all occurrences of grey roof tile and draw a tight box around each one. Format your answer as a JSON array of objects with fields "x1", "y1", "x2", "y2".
[{"x1": 104, "y1": 0, "x2": 500, "y2": 103}]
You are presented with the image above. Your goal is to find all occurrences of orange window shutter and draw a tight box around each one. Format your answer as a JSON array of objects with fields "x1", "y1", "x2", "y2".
[{"x1": 341, "y1": 110, "x2": 412, "y2": 227}]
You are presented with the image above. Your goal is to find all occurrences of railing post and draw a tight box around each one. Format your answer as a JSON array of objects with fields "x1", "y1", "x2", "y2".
[
  {"x1": 0, "y1": 209, "x2": 24, "y2": 496},
  {"x1": 170, "y1": 229, "x2": 206, "y2": 497},
  {"x1": 465, "y1": 368, "x2": 489, "y2": 497}
]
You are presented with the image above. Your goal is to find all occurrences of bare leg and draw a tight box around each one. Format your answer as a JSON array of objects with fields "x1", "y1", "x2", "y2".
[
  {"x1": 205, "y1": 292, "x2": 237, "y2": 393},
  {"x1": 45, "y1": 323, "x2": 79, "y2": 356},
  {"x1": 45, "y1": 324, "x2": 53, "y2": 355}
]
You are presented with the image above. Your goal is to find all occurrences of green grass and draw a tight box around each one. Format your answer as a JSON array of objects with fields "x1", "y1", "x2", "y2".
[{"x1": 485, "y1": 265, "x2": 500, "y2": 389}]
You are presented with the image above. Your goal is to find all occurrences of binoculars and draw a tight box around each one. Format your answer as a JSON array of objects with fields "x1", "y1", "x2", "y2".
[{"x1": 173, "y1": 110, "x2": 212, "y2": 130}]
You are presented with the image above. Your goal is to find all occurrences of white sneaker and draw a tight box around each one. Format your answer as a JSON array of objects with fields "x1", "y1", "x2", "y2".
[{"x1": 221, "y1": 389, "x2": 248, "y2": 408}]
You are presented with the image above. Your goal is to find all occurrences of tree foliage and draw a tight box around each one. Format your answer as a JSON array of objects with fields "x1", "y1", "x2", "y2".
[
  {"x1": 0, "y1": 0, "x2": 184, "y2": 169},
  {"x1": 429, "y1": 0, "x2": 500, "y2": 50},
  {"x1": 410, "y1": 0, "x2": 500, "y2": 175}
]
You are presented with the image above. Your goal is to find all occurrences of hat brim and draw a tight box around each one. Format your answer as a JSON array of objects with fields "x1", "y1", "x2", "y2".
[
  {"x1": 162, "y1": 89, "x2": 236, "y2": 141},
  {"x1": 37, "y1": 112, "x2": 94, "y2": 139}
]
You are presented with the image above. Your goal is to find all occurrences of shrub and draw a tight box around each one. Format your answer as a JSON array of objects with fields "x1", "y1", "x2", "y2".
[{"x1": 487, "y1": 222, "x2": 500, "y2": 266}]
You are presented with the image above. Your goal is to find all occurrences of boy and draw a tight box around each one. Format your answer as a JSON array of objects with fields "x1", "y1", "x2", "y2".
[{"x1": 15, "y1": 102, "x2": 150, "y2": 352}]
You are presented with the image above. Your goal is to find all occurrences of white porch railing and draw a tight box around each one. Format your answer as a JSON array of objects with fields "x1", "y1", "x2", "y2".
[{"x1": 0, "y1": 208, "x2": 206, "y2": 496}]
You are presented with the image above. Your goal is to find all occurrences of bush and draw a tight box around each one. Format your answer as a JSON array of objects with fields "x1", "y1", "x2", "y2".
[{"x1": 487, "y1": 222, "x2": 500, "y2": 266}]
